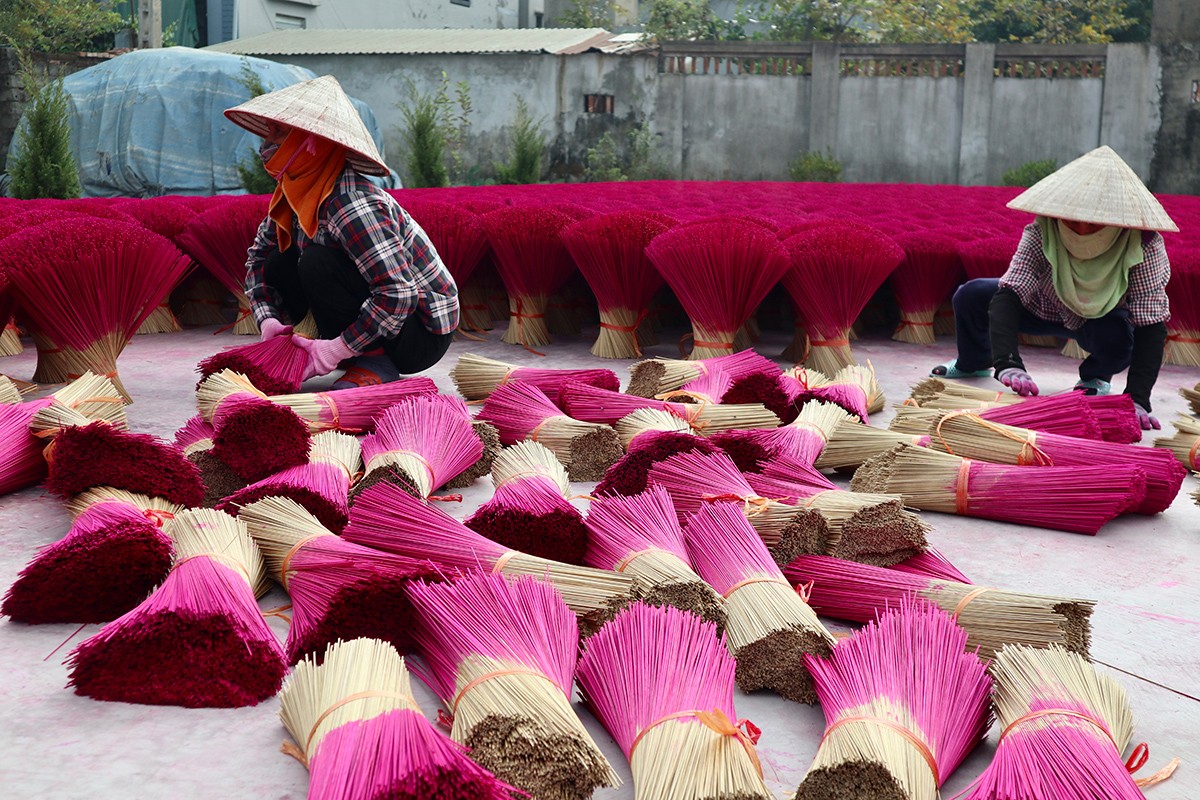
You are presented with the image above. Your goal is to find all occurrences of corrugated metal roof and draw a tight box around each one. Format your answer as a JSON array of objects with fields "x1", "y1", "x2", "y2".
[{"x1": 204, "y1": 28, "x2": 645, "y2": 57}]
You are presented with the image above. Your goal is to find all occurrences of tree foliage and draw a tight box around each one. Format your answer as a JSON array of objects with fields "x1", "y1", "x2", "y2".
[
  {"x1": 234, "y1": 60, "x2": 277, "y2": 195},
  {"x1": 0, "y1": 0, "x2": 126, "y2": 53},
  {"x1": 399, "y1": 73, "x2": 472, "y2": 188},
  {"x1": 494, "y1": 96, "x2": 546, "y2": 185},
  {"x1": 6, "y1": 49, "x2": 81, "y2": 199}
]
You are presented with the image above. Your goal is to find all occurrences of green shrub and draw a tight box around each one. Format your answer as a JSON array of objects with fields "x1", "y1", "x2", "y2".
[
  {"x1": 5, "y1": 50, "x2": 80, "y2": 200},
  {"x1": 232, "y1": 60, "x2": 276, "y2": 194},
  {"x1": 788, "y1": 150, "x2": 842, "y2": 183},
  {"x1": 626, "y1": 124, "x2": 672, "y2": 181},
  {"x1": 584, "y1": 124, "x2": 672, "y2": 183},
  {"x1": 584, "y1": 132, "x2": 626, "y2": 182},
  {"x1": 1001, "y1": 159, "x2": 1057, "y2": 187},
  {"x1": 399, "y1": 74, "x2": 471, "y2": 188},
  {"x1": 494, "y1": 96, "x2": 546, "y2": 185}
]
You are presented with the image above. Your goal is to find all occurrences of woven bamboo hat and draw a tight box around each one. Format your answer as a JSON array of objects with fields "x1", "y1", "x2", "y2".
[
  {"x1": 1006, "y1": 146, "x2": 1177, "y2": 232},
  {"x1": 224, "y1": 75, "x2": 389, "y2": 176}
]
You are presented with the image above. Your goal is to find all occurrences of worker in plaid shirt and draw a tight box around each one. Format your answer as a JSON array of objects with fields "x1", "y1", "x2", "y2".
[
  {"x1": 226, "y1": 76, "x2": 458, "y2": 389},
  {"x1": 931, "y1": 147, "x2": 1177, "y2": 431}
]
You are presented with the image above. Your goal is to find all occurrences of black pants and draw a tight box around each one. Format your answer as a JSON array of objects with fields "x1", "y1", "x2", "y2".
[{"x1": 264, "y1": 244, "x2": 453, "y2": 374}]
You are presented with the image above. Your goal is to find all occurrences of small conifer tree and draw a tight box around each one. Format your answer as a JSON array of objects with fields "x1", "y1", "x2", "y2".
[{"x1": 6, "y1": 50, "x2": 81, "y2": 199}]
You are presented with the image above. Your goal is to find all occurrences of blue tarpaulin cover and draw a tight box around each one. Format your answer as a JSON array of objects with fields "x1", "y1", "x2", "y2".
[{"x1": 8, "y1": 47, "x2": 400, "y2": 197}]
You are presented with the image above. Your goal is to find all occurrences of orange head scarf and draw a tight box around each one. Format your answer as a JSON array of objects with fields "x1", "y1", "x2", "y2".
[{"x1": 265, "y1": 129, "x2": 347, "y2": 252}]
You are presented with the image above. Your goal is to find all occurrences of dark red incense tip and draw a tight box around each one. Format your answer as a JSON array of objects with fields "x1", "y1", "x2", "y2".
[
  {"x1": 708, "y1": 430, "x2": 775, "y2": 474},
  {"x1": 465, "y1": 506, "x2": 589, "y2": 566},
  {"x1": 722, "y1": 373, "x2": 799, "y2": 424},
  {"x1": 219, "y1": 484, "x2": 348, "y2": 534},
  {"x1": 595, "y1": 431, "x2": 720, "y2": 497},
  {"x1": 211, "y1": 404, "x2": 311, "y2": 483}
]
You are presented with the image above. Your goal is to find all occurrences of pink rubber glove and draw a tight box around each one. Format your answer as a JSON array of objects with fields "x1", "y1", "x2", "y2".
[
  {"x1": 1134, "y1": 403, "x2": 1161, "y2": 431},
  {"x1": 295, "y1": 336, "x2": 356, "y2": 380},
  {"x1": 997, "y1": 367, "x2": 1039, "y2": 397},
  {"x1": 259, "y1": 317, "x2": 293, "y2": 342}
]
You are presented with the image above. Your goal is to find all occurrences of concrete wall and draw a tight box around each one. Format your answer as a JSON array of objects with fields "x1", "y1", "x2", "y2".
[
  {"x1": 233, "y1": 0, "x2": 542, "y2": 38},
  {"x1": 1149, "y1": 0, "x2": 1200, "y2": 194},
  {"x1": 985, "y1": 77, "x2": 1104, "y2": 184}
]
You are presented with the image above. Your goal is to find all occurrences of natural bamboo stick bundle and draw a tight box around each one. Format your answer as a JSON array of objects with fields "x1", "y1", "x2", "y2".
[
  {"x1": 134, "y1": 301, "x2": 182, "y2": 335},
  {"x1": 795, "y1": 598, "x2": 992, "y2": 800},
  {"x1": 786, "y1": 362, "x2": 887, "y2": 419},
  {"x1": 63, "y1": 486, "x2": 182, "y2": 523},
  {"x1": 0, "y1": 321, "x2": 22, "y2": 356},
  {"x1": 685, "y1": 502, "x2": 834, "y2": 703},
  {"x1": 561, "y1": 380, "x2": 781, "y2": 434},
  {"x1": 853, "y1": 443, "x2": 1146, "y2": 534},
  {"x1": 268, "y1": 377, "x2": 439, "y2": 434},
  {"x1": 576, "y1": 602, "x2": 772, "y2": 800},
  {"x1": 1181, "y1": 382, "x2": 1200, "y2": 416},
  {"x1": 195, "y1": 369, "x2": 312, "y2": 482},
  {"x1": 1060, "y1": 338, "x2": 1090, "y2": 359},
  {"x1": 1163, "y1": 250, "x2": 1200, "y2": 366},
  {"x1": 626, "y1": 351, "x2": 781, "y2": 399},
  {"x1": 761, "y1": 400, "x2": 855, "y2": 465},
  {"x1": 0, "y1": 374, "x2": 23, "y2": 404},
  {"x1": 585, "y1": 486, "x2": 727, "y2": 631},
  {"x1": 172, "y1": 415, "x2": 246, "y2": 507},
  {"x1": 278, "y1": 637, "x2": 516, "y2": 799},
  {"x1": 815, "y1": 419, "x2": 931, "y2": 471},
  {"x1": 785, "y1": 554, "x2": 1095, "y2": 659},
  {"x1": 171, "y1": 270, "x2": 231, "y2": 327},
  {"x1": 888, "y1": 231, "x2": 965, "y2": 345},
  {"x1": 449, "y1": 352, "x2": 619, "y2": 405},
  {"x1": 908, "y1": 377, "x2": 1022, "y2": 407},
  {"x1": 613, "y1": 408, "x2": 692, "y2": 449},
  {"x1": 904, "y1": 391, "x2": 1104, "y2": 440},
  {"x1": 1154, "y1": 415, "x2": 1200, "y2": 470},
  {"x1": 408, "y1": 573, "x2": 621, "y2": 800}
]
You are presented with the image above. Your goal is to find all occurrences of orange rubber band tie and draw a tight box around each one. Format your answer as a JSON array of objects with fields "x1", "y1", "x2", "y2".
[
  {"x1": 599, "y1": 310, "x2": 649, "y2": 357},
  {"x1": 615, "y1": 548, "x2": 664, "y2": 573},
  {"x1": 630, "y1": 709, "x2": 762, "y2": 778},
  {"x1": 450, "y1": 669, "x2": 564, "y2": 718},
  {"x1": 954, "y1": 458, "x2": 972, "y2": 515},
  {"x1": 722, "y1": 576, "x2": 789, "y2": 599},
  {"x1": 1188, "y1": 438, "x2": 1199, "y2": 470},
  {"x1": 491, "y1": 551, "x2": 518, "y2": 574},
  {"x1": 280, "y1": 534, "x2": 327, "y2": 589},
  {"x1": 142, "y1": 509, "x2": 175, "y2": 528},
  {"x1": 822, "y1": 716, "x2": 939, "y2": 782},
  {"x1": 789, "y1": 420, "x2": 830, "y2": 442},
  {"x1": 288, "y1": 690, "x2": 419, "y2": 765},
  {"x1": 952, "y1": 586, "x2": 994, "y2": 619},
  {"x1": 214, "y1": 307, "x2": 254, "y2": 335}
]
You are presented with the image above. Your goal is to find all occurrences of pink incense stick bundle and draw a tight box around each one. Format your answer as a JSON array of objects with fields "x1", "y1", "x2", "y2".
[
  {"x1": 1084, "y1": 393, "x2": 1143, "y2": 444},
  {"x1": 783, "y1": 221, "x2": 905, "y2": 374},
  {"x1": 175, "y1": 195, "x2": 269, "y2": 334},
  {"x1": 477, "y1": 380, "x2": 623, "y2": 481},
  {"x1": 443, "y1": 418, "x2": 503, "y2": 491},
  {"x1": 173, "y1": 414, "x2": 247, "y2": 506},
  {"x1": 958, "y1": 235, "x2": 1020, "y2": 280},
  {"x1": 2, "y1": 496, "x2": 176, "y2": 624},
  {"x1": 400, "y1": 199, "x2": 490, "y2": 288},
  {"x1": 479, "y1": 205, "x2": 579, "y2": 350},
  {"x1": 465, "y1": 441, "x2": 589, "y2": 565},
  {"x1": 1162, "y1": 248, "x2": 1200, "y2": 366},
  {"x1": 352, "y1": 393, "x2": 482, "y2": 501},
  {"x1": 585, "y1": 486, "x2": 726, "y2": 629},
  {"x1": 853, "y1": 443, "x2": 1147, "y2": 533},
  {"x1": 449, "y1": 352, "x2": 619, "y2": 406},
  {"x1": 784, "y1": 554, "x2": 1095, "y2": 659},
  {"x1": 196, "y1": 370, "x2": 313, "y2": 482},
  {"x1": 763, "y1": 400, "x2": 856, "y2": 465},
  {"x1": 888, "y1": 231, "x2": 965, "y2": 345},
  {"x1": 645, "y1": 219, "x2": 792, "y2": 359},
  {"x1": 269, "y1": 376, "x2": 440, "y2": 434},
  {"x1": 279, "y1": 638, "x2": 517, "y2": 800},
  {"x1": 239, "y1": 496, "x2": 442, "y2": 664},
  {"x1": 195, "y1": 333, "x2": 309, "y2": 395},
  {"x1": 626, "y1": 350, "x2": 782, "y2": 398},
  {"x1": 576, "y1": 601, "x2": 773, "y2": 800},
  {"x1": 706, "y1": 428, "x2": 783, "y2": 474},
  {"x1": 342, "y1": 481, "x2": 636, "y2": 630},
  {"x1": 561, "y1": 210, "x2": 674, "y2": 359},
  {"x1": 560, "y1": 380, "x2": 781, "y2": 433},
  {"x1": 596, "y1": 421, "x2": 723, "y2": 497},
  {"x1": 796, "y1": 598, "x2": 992, "y2": 800},
  {"x1": 684, "y1": 502, "x2": 834, "y2": 703},
  {"x1": 67, "y1": 509, "x2": 287, "y2": 707},
  {"x1": 721, "y1": 370, "x2": 804, "y2": 425},
  {"x1": 888, "y1": 546, "x2": 971, "y2": 584},
  {"x1": 408, "y1": 572, "x2": 621, "y2": 800},
  {"x1": 219, "y1": 431, "x2": 361, "y2": 533},
  {"x1": 902, "y1": 391, "x2": 1105, "y2": 441},
  {"x1": 962, "y1": 644, "x2": 1179, "y2": 800},
  {"x1": 0, "y1": 217, "x2": 194, "y2": 398},
  {"x1": 930, "y1": 412, "x2": 1186, "y2": 515}
]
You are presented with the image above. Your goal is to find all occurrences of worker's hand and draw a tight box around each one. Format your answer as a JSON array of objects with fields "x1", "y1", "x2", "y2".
[
  {"x1": 1133, "y1": 403, "x2": 1161, "y2": 431},
  {"x1": 997, "y1": 367, "x2": 1039, "y2": 397},
  {"x1": 295, "y1": 336, "x2": 356, "y2": 380},
  {"x1": 259, "y1": 317, "x2": 293, "y2": 343}
]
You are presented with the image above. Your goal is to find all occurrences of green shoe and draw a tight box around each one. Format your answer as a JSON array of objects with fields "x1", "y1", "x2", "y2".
[
  {"x1": 1074, "y1": 378, "x2": 1112, "y2": 396},
  {"x1": 931, "y1": 360, "x2": 992, "y2": 379}
]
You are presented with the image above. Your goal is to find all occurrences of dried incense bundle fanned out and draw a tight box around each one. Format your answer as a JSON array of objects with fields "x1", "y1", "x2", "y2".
[
  {"x1": 852, "y1": 444, "x2": 1146, "y2": 534},
  {"x1": 596, "y1": 427, "x2": 723, "y2": 498},
  {"x1": 816, "y1": 420, "x2": 931, "y2": 472},
  {"x1": 268, "y1": 376, "x2": 439, "y2": 434},
  {"x1": 1153, "y1": 415, "x2": 1200, "y2": 470},
  {"x1": 66, "y1": 508, "x2": 287, "y2": 707},
  {"x1": 796, "y1": 598, "x2": 992, "y2": 800},
  {"x1": 626, "y1": 351, "x2": 782, "y2": 398},
  {"x1": 561, "y1": 379, "x2": 782, "y2": 434},
  {"x1": 888, "y1": 232, "x2": 965, "y2": 345},
  {"x1": 173, "y1": 415, "x2": 246, "y2": 507},
  {"x1": 962, "y1": 645, "x2": 1179, "y2": 800},
  {"x1": 175, "y1": 196, "x2": 268, "y2": 335},
  {"x1": 785, "y1": 554, "x2": 1095, "y2": 660},
  {"x1": 586, "y1": 487, "x2": 727, "y2": 631},
  {"x1": 195, "y1": 370, "x2": 312, "y2": 483},
  {"x1": 278, "y1": 638, "x2": 516, "y2": 800},
  {"x1": 764, "y1": 400, "x2": 855, "y2": 466},
  {"x1": 238, "y1": 496, "x2": 441, "y2": 665},
  {"x1": 685, "y1": 502, "x2": 834, "y2": 703},
  {"x1": 449, "y1": 352, "x2": 620, "y2": 405},
  {"x1": 408, "y1": 573, "x2": 620, "y2": 800},
  {"x1": 477, "y1": 380, "x2": 623, "y2": 482},
  {"x1": 577, "y1": 602, "x2": 772, "y2": 800},
  {"x1": 195, "y1": 334, "x2": 309, "y2": 395}
]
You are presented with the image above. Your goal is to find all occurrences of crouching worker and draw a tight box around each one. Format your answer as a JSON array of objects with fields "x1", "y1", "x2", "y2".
[
  {"x1": 225, "y1": 75, "x2": 458, "y2": 389},
  {"x1": 931, "y1": 146, "x2": 1178, "y2": 430}
]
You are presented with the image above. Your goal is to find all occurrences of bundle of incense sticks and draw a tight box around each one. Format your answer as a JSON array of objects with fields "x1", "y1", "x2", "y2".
[
  {"x1": 408, "y1": 573, "x2": 621, "y2": 800},
  {"x1": 0, "y1": 375, "x2": 24, "y2": 404},
  {"x1": 172, "y1": 415, "x2": 246, "y2": 506},
  {"x1": 585, "y1": 487, "x2": 727, "y2": 630},
  {"x1": 239, "y1": 496, "x2": 441, "y2": 664},
  {"x1": 853, "y1": 443, "x2": 1147, "y2": 533},
  {"x1": 888, "y1": 231, "x2": 966, "y2": 345},
  {"x1": 477, "y1": 381, "x2": 623, "y2": 481},
  {"x1": 466, "y1": 441, "x2": 589, "y2": 565},
  {"x1": 782, "y1": 364, "x2": 884, "y2": 421},
  {"x1": 612, "y1": 408, "x2": 692, "y2": 449},
  {"x1": 195, "y1": 333, "x2": 309, "y2": 395},
  {"x1": 684, "y1": 502, "x2": 835, "y2": 703},
  {"x1": 596, "y1": 424, "x2": 724, "y2": 497},
  {"x1": 962, "y1": 645, "x2": 1178, "y2": 799},
  {"x1": 785, "y1": 554, "x2": 1095, "y2": 659},
  {"x1": 889, "y1": 394, "x2": 1104, "y2": 441},
  {"x1": 218, "y1": 431, "x2": 362, "y2": 534},
  {"x1": 1182, "y1": 382, "x2": 1200, "y2": 415},
  {"x1": 707, "y1": 428, "x2": 781, "y2": 473},
  {"x1": 576, "y1": 602, "x2": 772, "y2": 800},
  {"x1": 342, "y1": 482, "x2": 636, "y2": 632},
  {"x1": 443, "y1": 419, "x2": 503, "y2": 491},
  {"x1": 815, "y1": 420, "x2": 932, "y2": 472},
  {"x1": 195, "y1": 370, "x2": 312, "y2": 482},
  {"x1": 66, "y1": 508, "x2": 287, "y2": 707},
  {"x1": 888, "y1": 547, "x2": 972, "y2": 584},
  {"x1": 720, "y1": 370, "x2": 804, "y2": 425},
  {"x1": 762, "y1": 400, "x2": 856, "y2": 465},
  {"x1": 351, "y1": 394, "x2": 481, "y2": 502},
  {"x1": 449, "y1": 352, "x2": 619, "y2": 406},
  {"x1": 647, "y1": 449, "x2": 832, "y2": 566},
  {"x1": 795, "y1": 598, "x2": 992, "y2": 800},
  {"x1": 1083, "y1": 393, "x2": 1144, "y2": 444},
  {"x1": 1154, "y1": 415, "x2": 1200, "y2": 470},
  {"x1": 626, "y1": 351, "x2": 782, "y2": 399},
  {"x1": 279, "y1": 638, "x2": 516, "y2": 800},
  {"x1": 927, "y1": 412, "x2": 1186, "y2": 515},
  {"x1": 560, "y1": 380, "x2": 781, "y2": 434},
  {"x1": 268, "y1": 377, "x2": 440, "y2": 434}
]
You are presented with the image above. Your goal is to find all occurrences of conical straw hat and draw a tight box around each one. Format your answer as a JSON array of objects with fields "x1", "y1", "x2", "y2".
[
  {"x1": 1006, "y1": 146, "x2": 1177, "y2": 232},
  {"x1": 224, "y1": 75, "x2": 389, "y2": 176}
]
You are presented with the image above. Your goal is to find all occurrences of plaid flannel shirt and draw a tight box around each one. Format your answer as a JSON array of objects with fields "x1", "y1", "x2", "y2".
[
  {"x1": 998, "y1": 221, "x2": 1171, "y2": 330},
  {"x1": 244, "y1": 166, "x2": 459, "y2": 352}
]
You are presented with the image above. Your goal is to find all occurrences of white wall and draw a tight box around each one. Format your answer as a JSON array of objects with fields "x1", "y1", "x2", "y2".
[{"x1": 233, "y1": 0, "x2": 544, "y2": 38}]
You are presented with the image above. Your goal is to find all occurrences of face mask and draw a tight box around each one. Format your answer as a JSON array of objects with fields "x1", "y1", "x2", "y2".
[
  {"x1": 259, "y1": 140, "x2": 280, "y2": 166},
  {"x1": 1056, "y1": 220, "x2": 1122, "y2": 261}
]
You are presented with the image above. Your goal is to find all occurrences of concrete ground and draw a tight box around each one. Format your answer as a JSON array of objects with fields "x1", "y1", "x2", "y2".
[{"x1": 1, "y1": 320, "x2": 1197, "y2": 799}]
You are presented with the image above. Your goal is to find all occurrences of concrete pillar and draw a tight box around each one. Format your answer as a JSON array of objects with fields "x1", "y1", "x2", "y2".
[
  {"x1": 138, "y1": 0, "x2": 162, "y2": 49},
  {"x1": 1099, "y1": 44, "x2": 1160, "y2": 181},
  {"x1": 957, "y1": 43, "x2": 995, "y2": 185},
  {"x1": 808, "y1": 42, "x2": 840, "y2": 156},
  {"x1": 1148, "y1": 0, "x2": 1200, "y2": 194}
]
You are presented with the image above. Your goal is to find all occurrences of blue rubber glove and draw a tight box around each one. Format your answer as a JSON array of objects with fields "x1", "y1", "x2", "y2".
[
  {"x1": 259, "y1": 317, "x2": 293, "y2": 343},
  {"x1": 295, "y1": 336, "x2": 356, "y2": 380},
  {"x1": 997, "y1": 367, "x2": 1039, "y2": 397},
  {"x1": 1134, "y1": 403, "x2": 1161, "y2": 431}
]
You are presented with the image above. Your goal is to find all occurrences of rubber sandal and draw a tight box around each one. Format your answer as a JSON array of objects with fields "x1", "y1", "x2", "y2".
[
  {"x1": 930, "y1": 360, "x2": 992, "y2": 379},
  {"x1": 1074, "y1": 378, "x2": 1112, "y2": 396}
]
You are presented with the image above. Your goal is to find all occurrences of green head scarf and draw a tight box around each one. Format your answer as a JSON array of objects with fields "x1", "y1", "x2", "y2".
[{"x1": 1039, "y1": 216, "x2": 1143, "y2": 319}]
